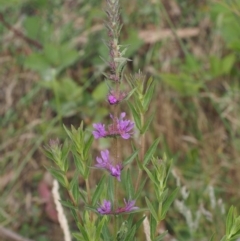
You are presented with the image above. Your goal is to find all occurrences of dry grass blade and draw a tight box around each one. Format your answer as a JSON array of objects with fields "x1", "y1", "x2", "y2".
[
  {"x1": 0, "y1": 225, "x2": 35, "y2": 241},
  {"x1": 139, "y1": 28, "x2": 200, "y2": 44}
]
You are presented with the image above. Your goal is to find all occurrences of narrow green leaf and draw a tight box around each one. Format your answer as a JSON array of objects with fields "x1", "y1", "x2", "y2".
[
  {"x1": 62, "y1": 140, "x2": 70, "y2": 172},
  {"x1": 123, "y1": 208, "x2": 148, "y2": 215},
  {"x1": 220, "y1": 235, "x2": 227, "y2": 241},
  {"x1": 143, "y1": 77, "x2": 155, "y2": 111},
  {"x1": 83, "y1": 135, "x2": 94, "y2": 158},
  {"x1": 69, "y1": 172, "x2": 78, "y2": 190},
  {"x1": 71, "y1": 208, "x2": 78, "y2": 223},
  {"x1": 145, "y1": 76, "x2": 154, "y2": 92},
  {"x1": 131, "y1": 142, "x2": 140, "y2": 164},
  {"x1": 126, "y1": 169, "x2": 134, "y2": 199},
  {"x1": 145, "y1": 197, "x2": 158, "y2": 222},
  {"x1": 85, "y1": 205, "x2": 98, "y2": 214},
  {"x1": 127, "y1": 214, "x2": 134, "y2": 227},
  {"x1": 125, "y1": 87, "x2": 137, "y2": 100},
  {"x1": 77, "y1": 223, "x2": 90, "y2": 241},
  {"x1": 73, "y1": 152, "x2": 85, "y2": 176},
  {"x1": 135, "y1": 178, "x2": 147, "y2": 200},
  {"x1": 63, "y1": 124, "x2": 72, "y2": 140},
  {"x1": 143, "y1": 137, "x2": 160, "y2": 165},
  {"x1": 60, "y1": 200, "x2": 78, "y2": 211},
  {"x1": 158, "y1": 189, "x2": 169, "y2": 203},
  {"x1": 79, "y1": 188, "x2": 87, "y2": 203},
  {"x1": 230, "y1": 234, "x2": 240, "y2": 240},
  {"x1": 134, "y1": 98, "x2": 144, "y2": 114},
  {"x1": 226, "y1": 206, "x2": 235, "y2": 236},
  {"x1": 47, "y1": 167, "x2": 67, "y2": 187},
  {"x1": 83, "y1": 161, "x2": 90, "y2": 179},
  {"x1": 209, "y1": 233, "x2": 215, "y2": 241},
  {"x1": 125, "y1": 74, "x2": 134, "y2": 88},
  {"x1": 92, "y1": 175, "x2": 106, "y2": 206},
  {"x1": 102, "y1": 224, "x2": 111, "y2": 241},
  {"x1": 108, "y1": 176, "x2": 114, "y2": 203},
  {"x1": 150, "y1": 213, "x2": 157, "y2": 240},
  {"x1": 128, "y1": 102, "x2": 141, "y2": 131},
  {"x1": 143, "y1": 166, "x2": 158, "y2": 186},
  {"x1": 125, "y1": 225, "x2": 136, "y2": 241},
  {"x1": 72, "y1": 232, "x2": 84, "y2": 241},
  {"x1": 161, "y1": 187, "x2": 180, "y2": 219},
  {"x1": 44, "y1": 149, "x2": 54, "y2": 162},
  {"x1": 154, "y1": 230, "x2": 168, "y2": 241},
  {"x1": 69, "y1": 173, "x2": 80, "y2": 203},
  {"x1": 96, "y1": 216, "x2": 108, "y2": 240},
  {"x1": 163, "y1": 157, "x2": 173, "y2": 187},
  {"x1": 141, "y1": 113, "x2": 154, "y2": 134},
  {"x1": 123, "y1": 150, "x2": 139, "y2": 166}
]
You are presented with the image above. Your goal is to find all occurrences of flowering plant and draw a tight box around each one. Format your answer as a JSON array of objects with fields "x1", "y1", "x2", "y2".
[
  {"x1": 44, "y1": 1, "x2": 240, "y2": 241},
  {"x1": 44, "y1": 0, "x2": 188, "y2": 240}
]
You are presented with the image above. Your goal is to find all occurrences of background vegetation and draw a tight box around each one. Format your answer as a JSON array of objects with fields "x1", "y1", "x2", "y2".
[{"x1": 1, "y1": 0, "x2": 240, "y2": 240}]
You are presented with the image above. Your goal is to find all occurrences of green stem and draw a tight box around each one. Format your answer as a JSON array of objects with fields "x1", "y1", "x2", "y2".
[
  {"x1": 113, "y1": 94, "x2": 120, "y2": 238},
  {"x1": 66, "y1": 180, "x2": 83, "y2": 225},
  {"x1": 135, "y1": 113, "x2": 145, "y2": 192},
  {"x1": 86, "y1": 178, "x2": 91, "y2": 204},
  {"x1": 85, "y1": 177, "x2": 93, "y2": 221}
]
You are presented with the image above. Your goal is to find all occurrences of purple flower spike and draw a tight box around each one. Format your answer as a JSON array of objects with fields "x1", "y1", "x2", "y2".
[
  {"x1": 117, "y1": 112, "x2": 134, "y2": 139},
  {"x1": 115, "y1": 199, "x2": 138, "y2": 214},
  {"x1": 97, "y1": 200, "x2": 112, "y2": 215},
  {"x1": 92, "y1": 123, "x2": 107, "y2": 139}
]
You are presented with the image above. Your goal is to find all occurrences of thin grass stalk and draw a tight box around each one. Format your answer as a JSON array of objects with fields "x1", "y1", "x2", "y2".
[{"x1": 52, "y1": 180, "x2": 71, "y2": 241}]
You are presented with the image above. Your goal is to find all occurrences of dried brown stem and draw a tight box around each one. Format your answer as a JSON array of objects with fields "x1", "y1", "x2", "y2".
[{"x1": 0, "y1": 13, "x2": 43, "y2": 50}]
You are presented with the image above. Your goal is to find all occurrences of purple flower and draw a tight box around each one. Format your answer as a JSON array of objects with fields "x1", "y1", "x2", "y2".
[
  {"x1": 115, "y1": 199, "x2": 138, "y2": 214},
  {"x1": 95, "y1": 150, "x2": 122, "y2": 181},
  {"x1": 109, "y1": 164, "x2": 122, "y2": 181},
  {"x1": 97, "y1": 200, "x2": 111, "y2": 215},
  {"x1": 97, "y1": 199, "x2": 138, "y2": 215},
  {"x1": 123, "y1": 199, "x2": 138, "y2": 212},
  {"x1": 108, "y1": 94, "x2": 118, "y2": 104},
  {"x1": 95, "y1": 150, "x2": 110, "y2": 169},
  {"x1": 92, "y1": 123, "x2": 107, "y2": 139},
  {"x1": 117, "y1": 113, "x2": 134, "y2": 139},
  {"x1": 93, "y1": 113, "x2": 134, "y2": 140},
  {"x1": 107, "y1": 90, "x2": 127, "y2": 105}
]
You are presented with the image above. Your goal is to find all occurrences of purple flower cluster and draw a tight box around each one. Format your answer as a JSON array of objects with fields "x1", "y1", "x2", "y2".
[
  {"x1": 92, "y1": 112, "x2": 134, "y2": 139},
  {"x1": 107, "y1": 90, "x2": 126, "y2": 105},
  {"x1": 97, "y1": 199, "x2": 138, "y2": 215},
  {"x1": 95, "y1": 150, "x2": 122, "y2": 181}
]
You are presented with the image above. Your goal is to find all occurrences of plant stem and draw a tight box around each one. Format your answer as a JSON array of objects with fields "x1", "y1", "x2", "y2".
[
  {"x1": 65, "y1": 179, "x2": 83, "y2": 225},
  {"x1": 85, "y1": 177, "x2": 93, "y2": 220},
  {"x1": 113, "y1": 81, "x2": 120, "y2": 238},
  {"x1": 135, "y1": 113, "x2": 146, "y2": 192},
  {"x1": 86, "y1": 178, "x2": 91, "y2": 204}
]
